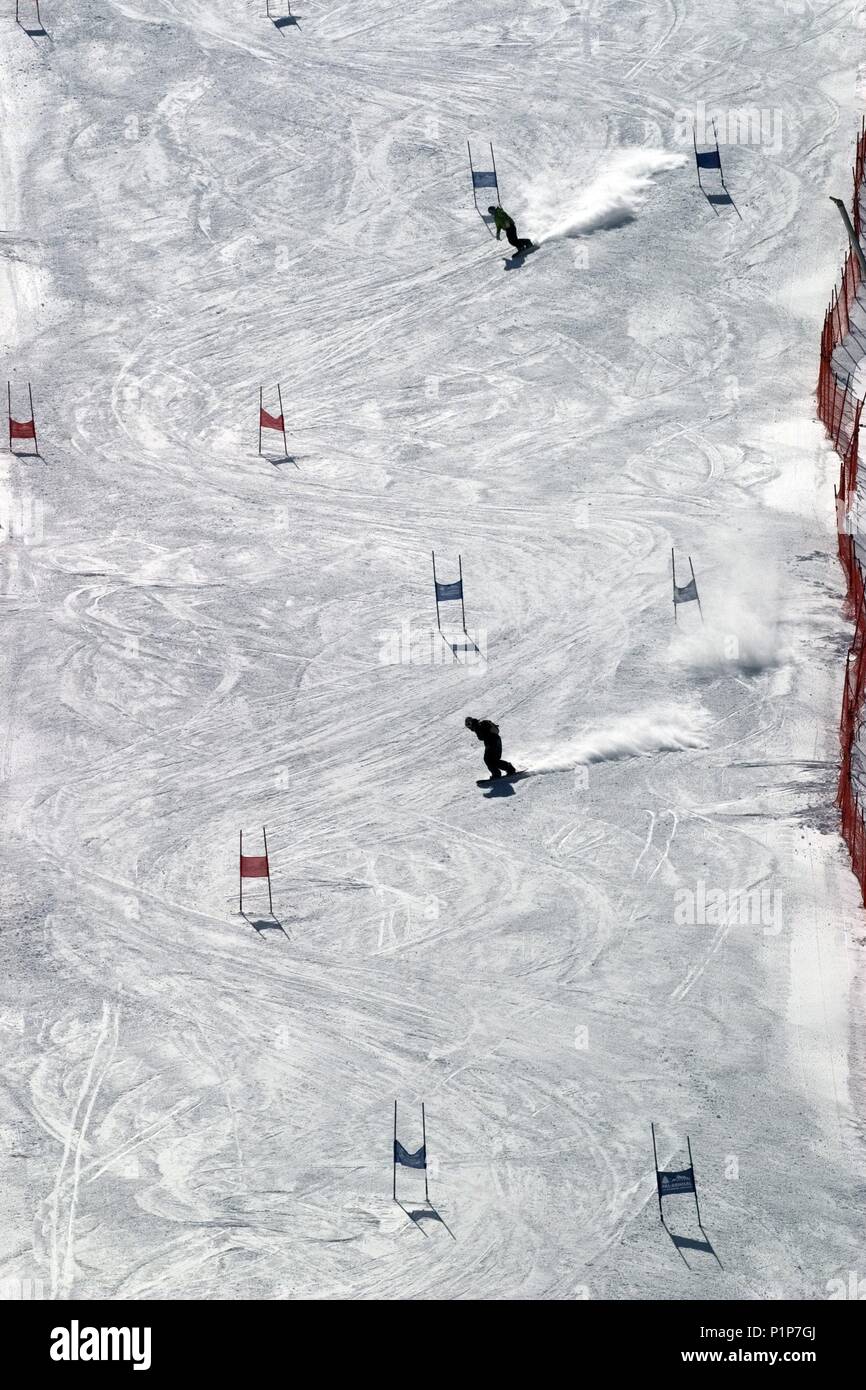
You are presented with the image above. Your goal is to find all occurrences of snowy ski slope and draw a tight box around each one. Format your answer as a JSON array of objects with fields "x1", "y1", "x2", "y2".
[{"x1": 1, "y1": 0, "x2": 865, "y2": 1300}]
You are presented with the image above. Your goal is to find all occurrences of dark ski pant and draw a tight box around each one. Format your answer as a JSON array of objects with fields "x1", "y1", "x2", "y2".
[
  {"x1": 505, "y1": 225, "x2": 532, "y2": 253},
  {"x1": 485, "y1": 750, "x2": 516, "y2": 779}
]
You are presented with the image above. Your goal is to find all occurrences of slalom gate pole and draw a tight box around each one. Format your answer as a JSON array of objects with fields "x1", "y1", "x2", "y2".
[
  {"x1": 7, "y1": 383, "x2": 11, "y2": 453},
  {"x1": 689, "y1": 557, "x2": 703, "y2": 622},
  {"x1": 467, "y1": 143, "x2": 478, "y2": 212},
  {"x1": 29, "y1": 382, "x2": 37, "y2": 456},
  {"x1": 459, "y1": 554, "x2": 466, "y2": 630},
  {"x1": 262, "y1": 825, "x2": 274, "y2": 914},
  {"x1": 277, "y1": 383, "x2": 289, "y2": 458},
  {"x1": 239, "y1": 830, "x2": 244, "y2": 914},
  {"x1": 432, "y1": 551, "x2": 441, "y2": 630},
  {"x1": 651, "y1": 1123, "x2": 662, "y2": 1219},
  {"x1": 687, "y1": 1135, "x2": 703, "y2": 1227},
  {"x1": 712, "y1": 120, "x2": 722, "y2": 185},
  {"x1": 422, "y1": 1102, "x2": 429, "y2": 1202},
  {"x1": 393, "y1": 1101, "x2": 397, "y2": 1200},
  {"x1": 259, "y1": 387, "x2": 263, "y2": 455},
  {"x1": 489, "y1": 142, "x2": 500, "y2": 204},
  {"x1": 671, "y1": 549, "x2": 677, "y2": 624}
]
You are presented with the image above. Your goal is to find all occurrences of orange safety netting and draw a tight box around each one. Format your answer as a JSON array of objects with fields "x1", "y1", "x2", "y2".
[{"x1": 818, "y1": 118, "x2": 866, "y2": 902}]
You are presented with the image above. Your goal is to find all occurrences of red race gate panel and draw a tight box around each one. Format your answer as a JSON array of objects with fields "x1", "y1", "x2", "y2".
[{"x1": 240, "y1": 854, "x2": 269, "y2": 878}]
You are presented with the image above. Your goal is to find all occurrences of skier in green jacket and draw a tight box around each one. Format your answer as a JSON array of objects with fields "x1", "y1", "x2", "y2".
[{"x1": 487, "y1": 205, "x2": 533, "y2": 254}]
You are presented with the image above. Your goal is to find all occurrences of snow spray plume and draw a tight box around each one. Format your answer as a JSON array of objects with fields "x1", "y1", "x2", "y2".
[
  {"x1": 668, "y1": 578, "x2": 791, "y2": 677},
  {"x1": 525, "y1": 705, "x2": 710, "y2": 773},
  {"x1": 670, "y1": 610, "x2": 790, "y2": 678},
  {"x1": 528, "y1": 149, "x2": 686, "y2": 244}
]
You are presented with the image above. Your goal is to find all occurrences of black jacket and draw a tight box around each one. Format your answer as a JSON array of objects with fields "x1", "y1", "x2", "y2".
[{"x1": 471, "y1": 720, "x2": 502, "y2": 758}]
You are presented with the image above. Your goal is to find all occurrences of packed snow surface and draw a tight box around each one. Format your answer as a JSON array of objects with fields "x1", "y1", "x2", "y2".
[{"x1": 1, "y1": 0, "x2": 865, "y2": 1300}]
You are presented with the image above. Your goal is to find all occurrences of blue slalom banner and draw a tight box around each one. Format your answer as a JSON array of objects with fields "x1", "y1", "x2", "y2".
[
  {"x1": 658, "y1": 1166, "x2": 696, "y2": 1196},
  {"x1": 394, "y1": 1140, "x2": 427, "y2": 1169},
  {"x1": 435, "y1": 579, "x2": 463, "y2": 602}
]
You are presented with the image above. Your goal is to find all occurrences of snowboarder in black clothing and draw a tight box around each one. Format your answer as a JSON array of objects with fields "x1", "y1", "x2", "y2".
[
  {"x1": 487, "y1": 205, "x2": 533, "y2": 254},
  {"x1": 465, "y1": 716, "x2": 516, "y2": 780}
]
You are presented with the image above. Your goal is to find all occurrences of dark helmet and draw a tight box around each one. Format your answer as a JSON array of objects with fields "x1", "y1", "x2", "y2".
[
  {"x1": 487, "y1": 205, "x2": 497, "y2": 214},
  {"x1": 465, "y1": 716, "x2": 479, "y2": 730}
]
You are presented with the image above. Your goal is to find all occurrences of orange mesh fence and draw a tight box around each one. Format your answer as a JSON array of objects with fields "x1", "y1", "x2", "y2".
[{"x1": 821, "y1": 121, "x2": 866, "y2": 901}]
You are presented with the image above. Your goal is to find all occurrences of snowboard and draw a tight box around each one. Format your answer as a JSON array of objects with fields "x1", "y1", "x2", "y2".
[
  {"x1": 476, "y1": 770, "x2": 529, "y2": 786},
  {"x1": 508, "y1": 243, "x2": 537, "y2": 261}
]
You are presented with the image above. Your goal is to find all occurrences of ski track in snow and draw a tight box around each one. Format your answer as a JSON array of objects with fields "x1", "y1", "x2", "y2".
[{"x1": 0, "y1": 0, "x2": 864, "y2": 1300}]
